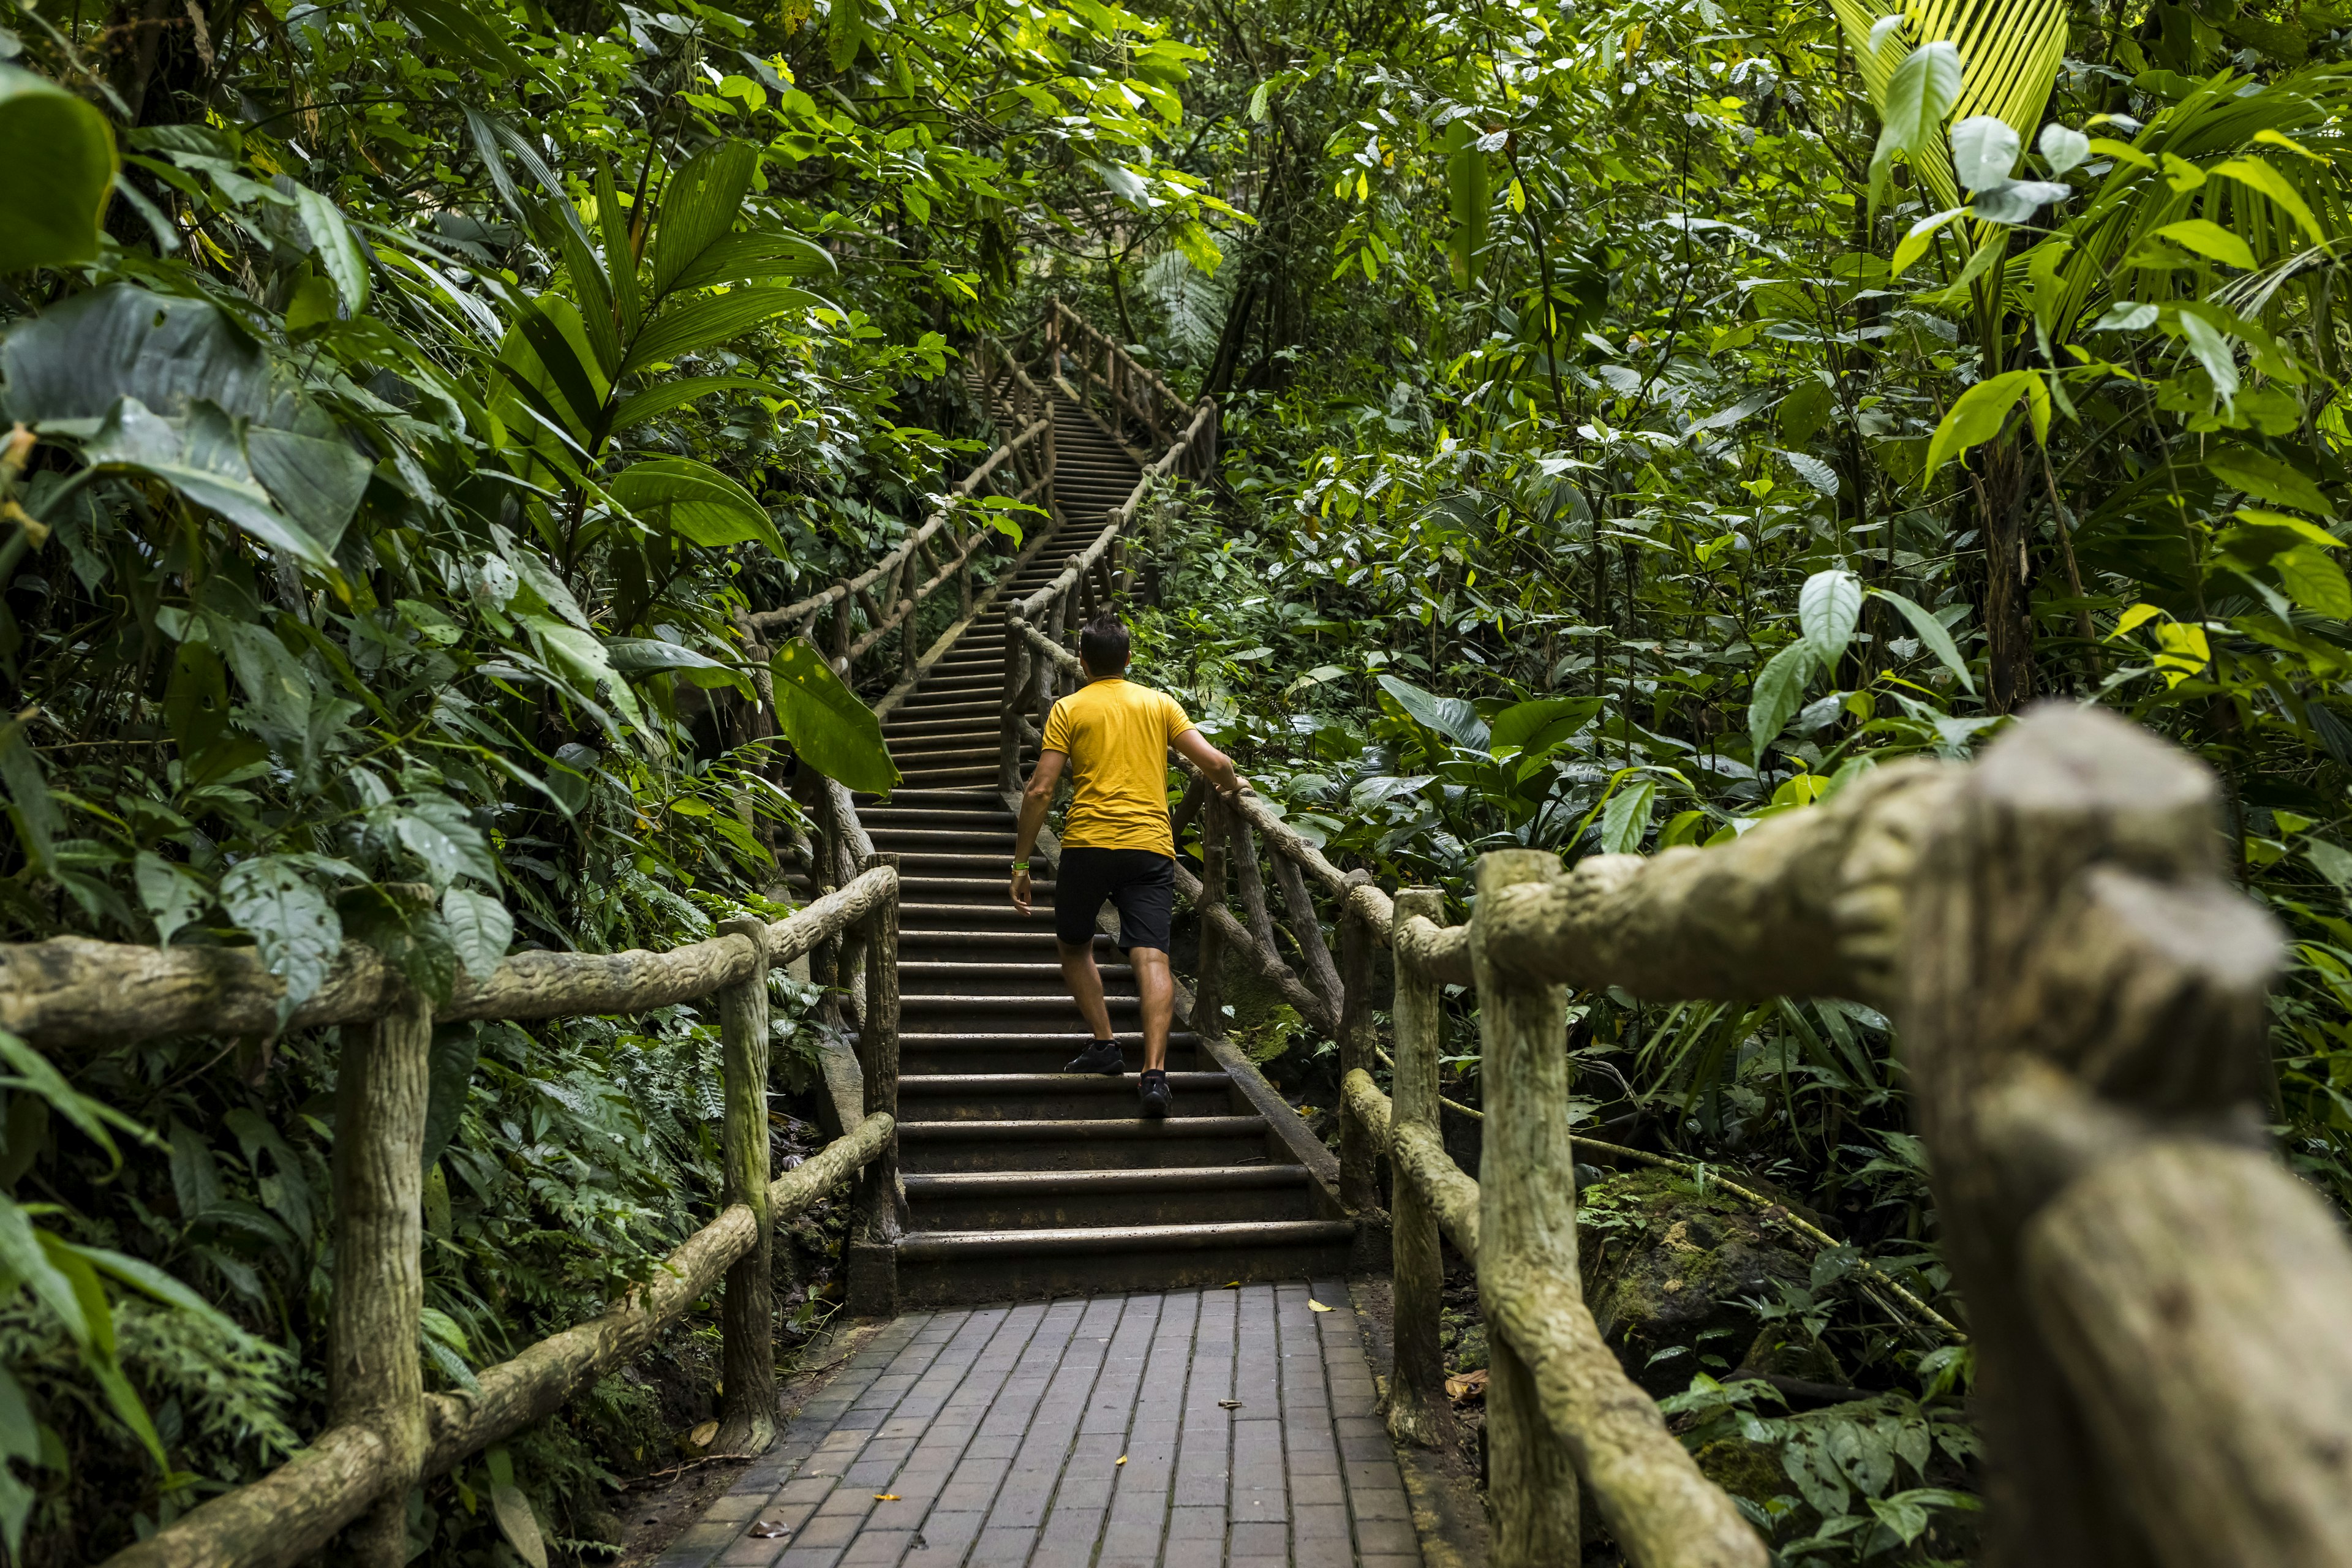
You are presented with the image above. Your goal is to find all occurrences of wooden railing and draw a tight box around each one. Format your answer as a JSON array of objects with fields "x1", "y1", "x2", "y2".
[
  {"x1": 741, "y1": 350, "x2": 1053, "y2": 684},
  {"x1": 992, "y1": 595, "x2": 2345, "y2": 1568},
  {"x1": 1044, "y1": 296, "x2": 1202, "y2": 453},
  {"x1": 0, "y1": 853, "x2": 902, "y2": 1568}
]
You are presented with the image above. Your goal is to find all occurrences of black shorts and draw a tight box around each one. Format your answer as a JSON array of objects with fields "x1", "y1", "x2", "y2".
[{"x1": 1054, "y1": 847, "x2": 1175, "y2": 952}]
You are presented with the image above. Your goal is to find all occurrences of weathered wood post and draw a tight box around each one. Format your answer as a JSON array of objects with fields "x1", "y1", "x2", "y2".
[
  {"x1": 328, "y1": 982, "x2": 432, "y2": 1564},
  {"x1": 1270, "y1": 850, "x2": 1343, "y2": 1016},
  {"x1": 1033, "y1": 610, "x2": 1058, "y2": 739},
  {"x1": 1335, "y1": 872, "x2": 1382, "y2": 1215},
  {"x1": 1192, "y1": 794, "x2": 1228, "y2": 1042},
  {"x1": 1228, "y1": 823, "x2": 1288, "y2": 981},
  {"x1": 828, "y1": 579, "x2": 853, "y2": 674},
  {"x1": 958, "y1": 528, "x2": 975, "y2": 618},
  {"x1": 1044, "y1": 402, "x2": 1057, "y2": 516},
  {"x1": 847, "y1": 853, "x2": 902, "y2": 1315},
  {"x1": 899, "y1": 589, "x2": 919, "y2": 685},
  {"x1": 1470, "y1": 848, "x2": 1581, "y2": 1564},
  {"x1": 714, "y1": 916, "x2": 776, "y2": 1453},
  {"x1": 1898, "y1": 705, "x2": 2350, "y2": 1565},
  {"x1": 1061, "y1": 563, "x2": 1083, "y2": 644},
  {"x1": 999, "y1": 621, "x2": 1027, "y2": 795},
  {"x1": 1386, "y1": 887, "x2": 1455, "y2": 1451}
]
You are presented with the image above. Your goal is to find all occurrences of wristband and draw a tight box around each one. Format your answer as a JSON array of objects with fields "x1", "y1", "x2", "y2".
[{"x1": 1011, "y1": 860, "x2": 1030, "y2": 871}]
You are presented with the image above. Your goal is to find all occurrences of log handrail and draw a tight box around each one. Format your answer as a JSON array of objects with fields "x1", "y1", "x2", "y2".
[
  {"x1": 63, "y1": 865, "x2": 906, "y2": 1568},
  {"x1": 988, "y1": 636, "x2": 2329, "y2": 1567}
]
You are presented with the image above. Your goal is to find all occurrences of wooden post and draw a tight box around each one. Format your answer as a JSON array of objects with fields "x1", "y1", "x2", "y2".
[
  {"x1": 1387, "y1": 888, "x2": 1455, "y2": 1451},
  {"x1": 1899, "y1": 706, "x2": 2323, "y2": 1564},
  {"x1": 828, "y1": 579, "x2": 853, "y2": 674},
  {"x1": 1335, "y1": 872, "x2": 1381, "y2": 1215},
  {"x1": 1044, "y1": 402, "x2": 1057, "y2": 516},
  {"x1": 1229, "y1": 822, "x2": 1289, "y2": 979},
  {"x1": 999, "y1": 622, "x2": 1027, "y2": 795},
  {"x1": 899, "y1": 592, "x2": 919, "y2": 685},
  {"x1": 1471, "y1": 849, "x2": 1581, "y2": 1565},
  {"x1": 328, "y1": 986, "x2": 432, "y2": 1564},
  {"x1": 1270, "y1": 848, "x2": 1343, "y2": 1018},
  {"x1": 1192, "y1": 795, "x2": 1227, "y2": 1042},
  {"x1": 847, "y1": 853, "x2": 901, "y2": 1315},
  {"x1": 1061, "y1": 560, "x2": 1083, "y2": 644},
  {"x1": 715, "y1": 916, "x2": 775, "y2": 1454}
]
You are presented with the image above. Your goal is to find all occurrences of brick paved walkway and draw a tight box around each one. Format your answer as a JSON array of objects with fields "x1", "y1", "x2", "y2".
[{"x1": 655, "y1": 1282, "x2": 1423, "y2": 1567}]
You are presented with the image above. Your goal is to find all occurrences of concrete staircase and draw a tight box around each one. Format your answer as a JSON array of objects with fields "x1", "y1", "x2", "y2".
[{"x1": 859, "y1": 384, "x2": 1355, "y2": 1309}]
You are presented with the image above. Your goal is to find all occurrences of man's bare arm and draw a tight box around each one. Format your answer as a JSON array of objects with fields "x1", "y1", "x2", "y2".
[
  {"x1": 1171, "y1": 729, "x2": 1245, "y2": 797},
  {"x1": 1010, "y1": 750, "x2": 1066, "y2": 914}
]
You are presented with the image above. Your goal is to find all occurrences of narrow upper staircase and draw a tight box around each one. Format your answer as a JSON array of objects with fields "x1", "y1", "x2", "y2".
[{"x1": 856, "y1": 382, "x2": 1355, "y2": 1310}]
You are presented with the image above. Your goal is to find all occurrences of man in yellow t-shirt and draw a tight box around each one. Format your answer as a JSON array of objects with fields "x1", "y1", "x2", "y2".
[{"x1": 1011, "y1": 612, "x2": 1245, "y2": 1117}]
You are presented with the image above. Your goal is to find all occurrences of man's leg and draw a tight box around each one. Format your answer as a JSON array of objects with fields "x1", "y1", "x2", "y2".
[
  {"x1": 1058, "y1": 938, "x2": 1116, "y2": 1042},
  {"x1": 1129, "y1": 947, "x2": 1174, "y2": 1073}
]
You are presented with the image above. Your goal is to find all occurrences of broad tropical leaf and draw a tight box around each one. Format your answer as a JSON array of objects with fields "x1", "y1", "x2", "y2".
[
  {"x1": 770, "y1": 638, "x2": 900, "y2": 796},
  {"x1": 0, "y1": 66, "x2": 117, "y2": 274},
  {"x1": 1830, "y1": 0, "x2": 2070, "y2": 209}
]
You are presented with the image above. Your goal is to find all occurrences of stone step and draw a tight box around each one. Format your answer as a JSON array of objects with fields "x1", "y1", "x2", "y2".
[
  {"x1": 901, "y1": 1166, "x2": 1319, "y2": 1231},
  {"x1": 899, "y1": 959, "x2": 1135, "y2": 998},
  {"x1": 891, "y1": 1219, "x2": 1355, "y2": 1308},
  {"x1": 899, "y1": 1030, "x2": 1204, "y2": 1075},
  {"x1": 894, "y1": 1071, "x2": 1232, "y2": 1120},
  {"x1": 897, "y1": 1115, "x2": 1273, "y2": 1172}
]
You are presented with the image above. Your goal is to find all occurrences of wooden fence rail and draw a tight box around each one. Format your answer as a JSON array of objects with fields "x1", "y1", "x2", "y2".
[
  {"x1": 0, "y1": 864, "x2": 908, "y2": 1568},
  {"x1": 994, "y1": 546, "x2": 2344, "y2": 1568}
]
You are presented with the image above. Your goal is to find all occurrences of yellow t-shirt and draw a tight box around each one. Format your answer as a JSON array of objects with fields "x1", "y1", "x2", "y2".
[{"x1": 1041, "y1": 677, "x2": 1195, "y2": 857}]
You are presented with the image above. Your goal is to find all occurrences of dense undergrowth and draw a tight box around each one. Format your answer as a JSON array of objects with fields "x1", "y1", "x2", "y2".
[
  {"x1": 0, "y1": 0, "x2": 1216, "y2": 1557},
  {"x1": 1104, "y1": 0, "x2": 2352, "y2": 1555},
  {"x1": 3, "y1": 0, "x2": 2350, "y2": 1556}
]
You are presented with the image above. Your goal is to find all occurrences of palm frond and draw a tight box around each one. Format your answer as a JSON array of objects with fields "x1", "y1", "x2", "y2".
[{"x1": 1830, "y1": 0, "x2": 2070, "y2": 208}]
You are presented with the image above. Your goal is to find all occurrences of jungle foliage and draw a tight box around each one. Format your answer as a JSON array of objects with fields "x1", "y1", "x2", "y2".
[
  {"x1": 4, "y1": 0, "x2": 2351, "y2": 1555},
  {"x1": 1079, "y1": 0, "x2": 2352, "y2": 1554},
  {"x1": 0, "y1": 0, "x2": 1214, "y2": 1557}
]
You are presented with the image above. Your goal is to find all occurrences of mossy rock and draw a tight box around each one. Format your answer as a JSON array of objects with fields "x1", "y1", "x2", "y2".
[{"x1": 1577, "y1": 1169, "x2": 1807, "y2": 1395}]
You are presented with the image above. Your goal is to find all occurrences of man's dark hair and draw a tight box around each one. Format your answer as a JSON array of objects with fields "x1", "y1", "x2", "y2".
[{"x1": 1079, "y1": 613, "x2": 1131, "y2": 676}]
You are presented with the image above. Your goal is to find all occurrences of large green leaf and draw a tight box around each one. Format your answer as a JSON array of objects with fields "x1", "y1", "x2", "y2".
[
  {"x1": 1869, "y1": 588, "x2": 1977, "y2": 693},
  {"x1": 1376, "y1": 674, "x2": 1488, "y2": 748},
  {"x1": 1923, "y1": 368, "x2": 2048, "y2": 480},
  {"x1": 668, "y1": 228, "x2": 836, "y2": 292},
  {"x1": 392, "y1": 0, "x2": 524, "y2": 77},
  {"x1": 288, "y1": 183, "x2": 370, "y2": 312},
  {"x1": 219, "y1": 858, "x2": 343, "y2": 1021},
  {"x1": 1799, "y1": 569, "x2": 1864, "y2": 666},
  {"x1": 1831, "y1": 0, "x2": 2070, "y2": 211},
  {"x1": 3, "y1": 286, "x2": 369, "y2": 549},
  {"x1": 1488, "y1": 695, "x2": 1601, "y2": 752},
  {"x1": 650, "y1": 142, "x2": 760, "y2": 300},
  {"x1": 421, "y1": 1022, "x2": 483, "y2": 1172},
  {"x1": 605, "y1": 457, "x2": 786, "y2": 554},
  {"x1": 1868, "y1": 41, "x2": 1962, "y2": 208},
  {"x1": 619, "y1": 287, "x2": 821, "y2": 375},
  {"x1": 0, "y1": 66, "x2": 117, "y2": 274},
  {"x1": 770, "y1": 638, "x2": 900, "y2": 797},
  {"x1": 5, "y1": 286, "x2": 281, "y2": 427},
  {"x1": 83, "y1": 399, "x2": 333, "y2": 569},
  {"x1": 1442, "y1": 119, "x2": 1489, "y2": 289},
  {"x1": 604, "y1": 375, "x2": 788, "y2": 438},
  {"x1": 1747, "y1": 641, "x2": 1819, "y2": 756}
]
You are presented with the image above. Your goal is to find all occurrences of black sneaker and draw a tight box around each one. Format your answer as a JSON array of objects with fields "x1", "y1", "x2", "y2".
[
  {"x1": 1139, "y1": 1069, "x2": 1172, "y2": 1119},
  {"x1": 1065, "y1": 1038, "x2": 1124, "y2": 1075}
]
